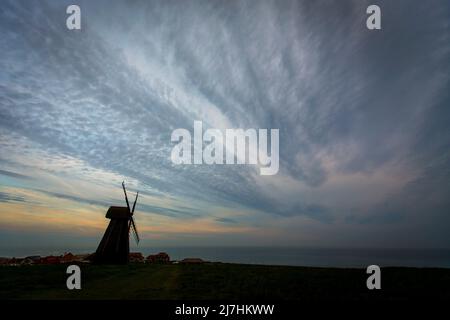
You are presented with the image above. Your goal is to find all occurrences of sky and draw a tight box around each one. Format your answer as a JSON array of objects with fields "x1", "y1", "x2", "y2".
[{"x1": 0, "y1": 0, "x2": 449, "y2": 253}]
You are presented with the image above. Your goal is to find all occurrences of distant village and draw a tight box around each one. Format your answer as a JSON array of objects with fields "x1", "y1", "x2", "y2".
[{"x1": 0, "y1": 252, "x2": 206, "y2": 266}]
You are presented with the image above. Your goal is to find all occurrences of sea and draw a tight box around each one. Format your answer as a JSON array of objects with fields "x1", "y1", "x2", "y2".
[{"x1": 1, "y1": 246, "x2": 450, "y2": 268}]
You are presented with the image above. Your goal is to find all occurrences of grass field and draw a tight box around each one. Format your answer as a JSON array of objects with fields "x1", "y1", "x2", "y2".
[{"x1": 1, "y1": 263, "x2": 449, "y2": 300}]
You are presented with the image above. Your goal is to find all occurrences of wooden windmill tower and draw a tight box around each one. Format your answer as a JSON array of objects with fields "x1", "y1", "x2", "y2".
[{"x1": 94, "y1": 182, "x2": 140, "y2": 264}]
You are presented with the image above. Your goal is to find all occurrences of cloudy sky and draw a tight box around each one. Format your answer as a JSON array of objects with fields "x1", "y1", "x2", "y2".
[{"x1": 0, "y1": 0, "x2": 449, "y2": 252}]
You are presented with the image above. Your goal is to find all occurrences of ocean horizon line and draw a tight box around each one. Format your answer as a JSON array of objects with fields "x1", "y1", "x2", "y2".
[{"x1": 2, "y1": 246, "x2": 450, "y2": 269}]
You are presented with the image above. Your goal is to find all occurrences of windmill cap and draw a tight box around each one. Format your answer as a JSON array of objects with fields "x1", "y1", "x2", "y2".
[{"x1": 106, "y1": 206, "x2": 132, "y2": 219}]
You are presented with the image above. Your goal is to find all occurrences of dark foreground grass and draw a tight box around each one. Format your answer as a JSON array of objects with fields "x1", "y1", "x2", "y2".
[{"x1": 1, "y1": 263, "x2": 449, "y2": 300}]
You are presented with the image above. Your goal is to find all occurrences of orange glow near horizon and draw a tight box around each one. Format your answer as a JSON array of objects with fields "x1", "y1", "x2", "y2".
[{"x1": 0, "y1": 186, "x2": 260, "y2": 243}]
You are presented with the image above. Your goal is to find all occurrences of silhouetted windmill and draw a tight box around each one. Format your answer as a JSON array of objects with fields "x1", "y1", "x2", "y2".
[{"x1": 94, "y1": 182, "x2": 140, "y2": 264}]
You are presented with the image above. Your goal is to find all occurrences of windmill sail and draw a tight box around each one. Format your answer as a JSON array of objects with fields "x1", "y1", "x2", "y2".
[
  {"x1": 130, "y1": 217, "x2": 140, "y2": 244},
  {"x1": 131, "y1": 191, "x2": 139, "y2": 214},
  {"x1": 122, "y1": 181, "x2": 130, "y2": 211}
]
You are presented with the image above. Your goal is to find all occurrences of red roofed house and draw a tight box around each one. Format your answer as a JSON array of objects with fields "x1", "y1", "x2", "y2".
[
  {"x1": 61, "y1": 252, "x2": 76, "y2": 264},
  {"x1": 146, "y1": 252, "x2": 170, "y2": 264},
  {"x1": 41, "y1": 255, "x2": 61, "y2": 264},
  {"x1": 129, "y1": 252, "x2": 144, "y2": 263}
]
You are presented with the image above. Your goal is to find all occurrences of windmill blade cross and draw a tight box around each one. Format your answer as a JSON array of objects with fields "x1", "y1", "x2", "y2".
[{"x1": 130, "y1": 217, "x2": 140, "y2": 244}]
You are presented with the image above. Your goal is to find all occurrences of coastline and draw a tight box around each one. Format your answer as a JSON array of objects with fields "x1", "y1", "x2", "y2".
[{"x1": 2, "y1": 246, "x2": 450, "y2": 268}]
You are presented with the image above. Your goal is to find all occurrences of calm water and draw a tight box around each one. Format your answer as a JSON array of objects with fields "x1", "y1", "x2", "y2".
[{"x1": 2, "y1": 246, "x2": 450, "y2": 268}]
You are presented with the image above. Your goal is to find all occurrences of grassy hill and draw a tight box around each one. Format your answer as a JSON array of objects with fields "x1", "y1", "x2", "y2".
[{"x1": 1, "y1": 263, "x2": 449, "y2": 300}]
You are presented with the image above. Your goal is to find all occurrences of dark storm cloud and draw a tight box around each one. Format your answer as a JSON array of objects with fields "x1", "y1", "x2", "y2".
[
  {"x1": 138, "y1": 203, "x2": 202, "y2": 219},
  {"x1": 215, "y1": 217, "x2": 237, "y2": 224},
  {"x1": 36, "y1": 189, "x2": 111, "y2": 208},
  {"x1": 0, "y1": 191, "x2": 28, "y2": 204},
  {"x1": 0, "y1": 169, "x2": 32, "y2": 180}
]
